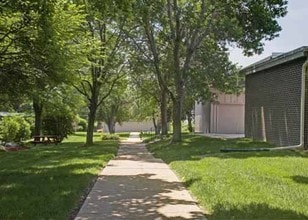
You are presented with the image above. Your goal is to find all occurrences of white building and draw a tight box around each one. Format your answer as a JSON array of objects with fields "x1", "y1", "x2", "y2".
[
  {"x1": 195, "y1": 92, "x2": 245, "y2": 134},
  {"x1": 101, "y1": 121, "x2": 154, "y2": 133}
]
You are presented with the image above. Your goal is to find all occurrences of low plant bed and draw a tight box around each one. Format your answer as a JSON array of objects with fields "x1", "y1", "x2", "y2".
[
  {"x1": 0, "y1": 144, "x2": 30, "y2": 152},
  {"x1": 0, "y1": 132, "x2": 119, "y2": 219},
  {"x1": 147, "y1": 134, "x2": 308, "y2": 219}
]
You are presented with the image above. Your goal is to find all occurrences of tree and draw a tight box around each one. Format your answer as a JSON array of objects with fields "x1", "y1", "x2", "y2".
[
  {"x1": 128, "y1": 64, "x2": 168, "y2": 135},
  {"x1": 73, "y1": 0, "x2": 130, "y2": 145},
  {"x1": 29, "y1": 1, "x2": 86, "y2": 135},
  {"x1": 0, "y1": 1, "x2": 37, "y2": 112},
  {"x1": 0, "y1": 0, "x2": 86, "y2": 135},
  {"x1": 124, "y1": 18, "x2": 170, "y2": 136},
  {"x1": 131, "y1": 0, "x2": 287, "y2": 142},
  {"x1": 184, "y1": 42, "x2": 243, "y2": 133},
  {"x1": 97, "y1": 79, "x2": 130, "y2": 134},
  {"x1": 41, "y1": 84, "x2": 84, "y2": 139},
  {"x1": 133, "y1": 94, "x2": 162, "y2": 135}
]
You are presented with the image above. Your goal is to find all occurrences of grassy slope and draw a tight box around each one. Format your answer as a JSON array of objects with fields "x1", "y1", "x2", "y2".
[
  {"x1": 0, "y1": 132, "x2": 118, "y2": 219},
  {"x1": 147, "y1": 134, "x2": 308, "y2": 219}
]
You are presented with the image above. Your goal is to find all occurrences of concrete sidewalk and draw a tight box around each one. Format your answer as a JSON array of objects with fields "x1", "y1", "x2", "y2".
[{"x1": 75, "y1": 132, "x2": 206, "y2": 219}]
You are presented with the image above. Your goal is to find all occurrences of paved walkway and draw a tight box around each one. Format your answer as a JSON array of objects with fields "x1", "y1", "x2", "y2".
[{"x1": 75, "y1": 132, "x2": 206, "y2": 220}]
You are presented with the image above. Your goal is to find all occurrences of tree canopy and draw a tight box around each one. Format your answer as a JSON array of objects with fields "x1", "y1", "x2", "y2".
[
  {"x1": 0, "y1": 0, "x2": 288, "y2": 143},
  {"x1": 128, "y1": 0, "x2": 287, "y2": 141}
]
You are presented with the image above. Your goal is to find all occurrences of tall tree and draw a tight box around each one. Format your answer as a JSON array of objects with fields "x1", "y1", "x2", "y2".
[
  {"x1": 29, "y1": 0, "x2": 86, "y2": 135},
  {"x1": 97, "y1": 78, "x2": 130, "y2": 134},
  {"x1": 129, "y1": 71, "x2": 163, "y2": 135},
  {"x1": 131, "y1": 0, "x2": 287, "y2": 142},
  {"x1": 0, "y1": 0, "x2": 86, "y2": 135},
  {"x1": 124, "y1": 14, "x2": 170, "y2": 136},
  {"x1": 74, "y1": 0, "x2": 130, "y2": 145}
]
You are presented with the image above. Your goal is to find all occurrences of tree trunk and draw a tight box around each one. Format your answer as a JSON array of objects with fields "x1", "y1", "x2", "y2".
[
  {"x1": 86, "y1": 103, "x2": 96, "y2": 146},
  {"x1": 187, "y1": 111, "x2": 193, "y2": 133},
  {"x1": 33, "y1": 97, "x2": 43, "y2": 136},
  {"x1": 172, "y1": 97, "x2": 182, "y2": 142},
  {"x1": 152, "y1": 111, "x2": 159, "y2": 135},
  {"x1": 107, "y1": 119, "x2": 116, "y2": 134},
  {"x1": 160, "y1": 89, "x2": 168, "y2": 135}
]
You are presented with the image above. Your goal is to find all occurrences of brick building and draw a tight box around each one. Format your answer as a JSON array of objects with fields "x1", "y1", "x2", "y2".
[{"x1": 242, "y1": 46, "x2": 308, "y2": 147}]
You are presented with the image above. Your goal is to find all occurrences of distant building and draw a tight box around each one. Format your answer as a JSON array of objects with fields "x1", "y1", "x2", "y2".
[
  {"x1": 195, "y1": 91, "x2": 245, "y2": 134},
  {"x1": 242, "y1": 46, "x2": 308, "y2": 147},
  {"x1": 100, "y1": 121, "x2": 154, "y2": 133}
]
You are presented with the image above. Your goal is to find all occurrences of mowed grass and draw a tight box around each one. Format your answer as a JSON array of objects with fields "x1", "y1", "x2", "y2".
[
  {"x1": 147, "y1": 134, "x2": 308, "y2": 219},
  {"x1": 116, "y1": 132, "x2": 130, "y2": 140},
  {"x1": 0, "y1": 132, "x2": 119, "y2": 219}
]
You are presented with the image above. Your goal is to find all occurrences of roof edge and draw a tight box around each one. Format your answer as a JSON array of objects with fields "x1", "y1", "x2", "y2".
[{"x1": 241, "y1": 46, "x2": 308, "y2": 75}]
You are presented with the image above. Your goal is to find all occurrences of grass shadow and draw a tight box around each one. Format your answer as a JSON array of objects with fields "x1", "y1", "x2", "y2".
[
  {"x1": 183, "y1": 177, "x2": 202, "y2": 188},
  {"x1": 207, "y1": 203, "x2": 308, "y2": 220},
  {"x1": 147, "y1": 134, "x2": 308, "y2": 163},
  {"x1": 291, "y1": 175, "x2": 308, "y2": 184},
  {"x1": 146, "y1": 134, "x2": 308, "y2": 220},
  {"x1": 209, "y1": 203, "x2": 308, "y2": 219},
  {"x1": 0, "y1": 136, "x2": 119, "y2": 219}
]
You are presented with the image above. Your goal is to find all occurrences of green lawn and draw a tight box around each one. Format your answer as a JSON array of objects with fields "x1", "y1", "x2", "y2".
[
  {"x1": 0, "y1": 132, "x2": 119, "y2": 219},
  {"x1": 147, "y1": 134, "x2": 308, "y2": 219},
  {"x1": 116, "y1": 132, "x2": 130, "y2": 140},
  {"x1": 140, "y1": 132, "x2": 156, "y2": 142}
]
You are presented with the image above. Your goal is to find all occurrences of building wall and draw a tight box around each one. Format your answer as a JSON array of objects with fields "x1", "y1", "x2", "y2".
[
  {"x1": 195, "y1": 92, "x2": 245, "y2": 134},
  {"x1": 245, "y1": 57, "x2": 306, "y2": 146},
  {"x1": 211, "y1": 103, "x2": 244, "y2": 134},
  {"x1": 194, "y1": 102, "x2": 203, "y2": 133},
  {"x1": 101, "y1": 121, "x2": 154, "y2": 133},
  {"x1": 211, "y1": 93, "x2": 245, "y2": 134}
]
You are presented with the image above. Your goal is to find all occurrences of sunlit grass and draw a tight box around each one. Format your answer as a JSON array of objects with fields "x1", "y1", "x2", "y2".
[
  {"x1": 147, "y1": 134, "x2": 308, "y2": 219},
  {"x1": 116, "y1": 132, "x2": 130, "y2": 140},
  {"x1": 0, "y1": 132, "x2": 118, "y2": 219}
]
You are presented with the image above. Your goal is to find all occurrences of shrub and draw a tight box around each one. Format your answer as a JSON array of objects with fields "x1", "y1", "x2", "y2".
[
  {"x1": 101, "y1": 134, "x2": 120, "y2": 140},
  {"x1": 43, "y1": 113, "x2": 75, "y2": 140},
  {"x1": 14, "y1": 116, "x2": 31, "y2": 142},
  {"x1": 0, "y1": 116, "x2": 31, "y2": 142},
  {"x1": 77, "y1": 117, "x2": 87, "y2": 131}
]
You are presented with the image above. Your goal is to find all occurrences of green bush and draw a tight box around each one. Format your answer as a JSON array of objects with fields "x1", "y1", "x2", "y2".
[
  {"x1": 0, "y1": 116, "x2": 31, "y2": 142},
  {"x1": 43, "y1": 113, "x2": 75, "y2": 140},
  {"x1": 101, "y1": 133, "x2": 120, "y2": 140},
  {"x1": 14, "y1": 116, "x2": 31, "y2": 142},
  {"x1": 77, "y1": 117, "x2": 87, "y2": 131}
]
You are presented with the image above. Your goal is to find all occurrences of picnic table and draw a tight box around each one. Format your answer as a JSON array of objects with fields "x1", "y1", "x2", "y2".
[{"x1": 30, "y1": 135, "x2": 62, "y2": 146}]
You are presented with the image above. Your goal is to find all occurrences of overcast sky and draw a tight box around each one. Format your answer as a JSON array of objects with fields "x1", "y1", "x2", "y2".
[{"x1": 229, "y1": 0, "x2": 308, "y2": 67}]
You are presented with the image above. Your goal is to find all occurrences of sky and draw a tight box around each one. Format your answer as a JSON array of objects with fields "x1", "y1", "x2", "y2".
[{"x1": 229, "y1": 0, "x2": 308, "y2": 67}]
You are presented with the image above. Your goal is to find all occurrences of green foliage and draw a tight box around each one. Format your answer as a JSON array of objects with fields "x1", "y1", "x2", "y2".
[
  {"x1": 97, "y1": 78, "x2": 130, "y2": 133},
  {"x1": 129, "y1": 0, "x2": 287, "y2": 141},
  {"x1": 42, "y1": 113, "x2": 75, "y2": 139},
  {"x1": 41, "y1": 85, "x2": 85, "y2": 138},
  {"x1": 14, "y1": 116, "x2": 31, "y2": 142},
  {"x1": 101, "y1": 133, "x2": 120, "y2": 140},
  {"x1": 0, "y1": 116, "x2": 31, "y2": 142},
  {"x1": 74, "y1": 0, "x2": 132, "y2": 144},
  {"x1": 1, "y1": 0, "x2": 88, "y2": 138},
  {"x1": 0, "y1": 117, "x2": 19, "y2": 142},
  {"x1": 77, "y1": 116, "x2": 87, "y2": 131},
  {"x1": 1, "y1": 0, "x2": 87, "y2": 93}
]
